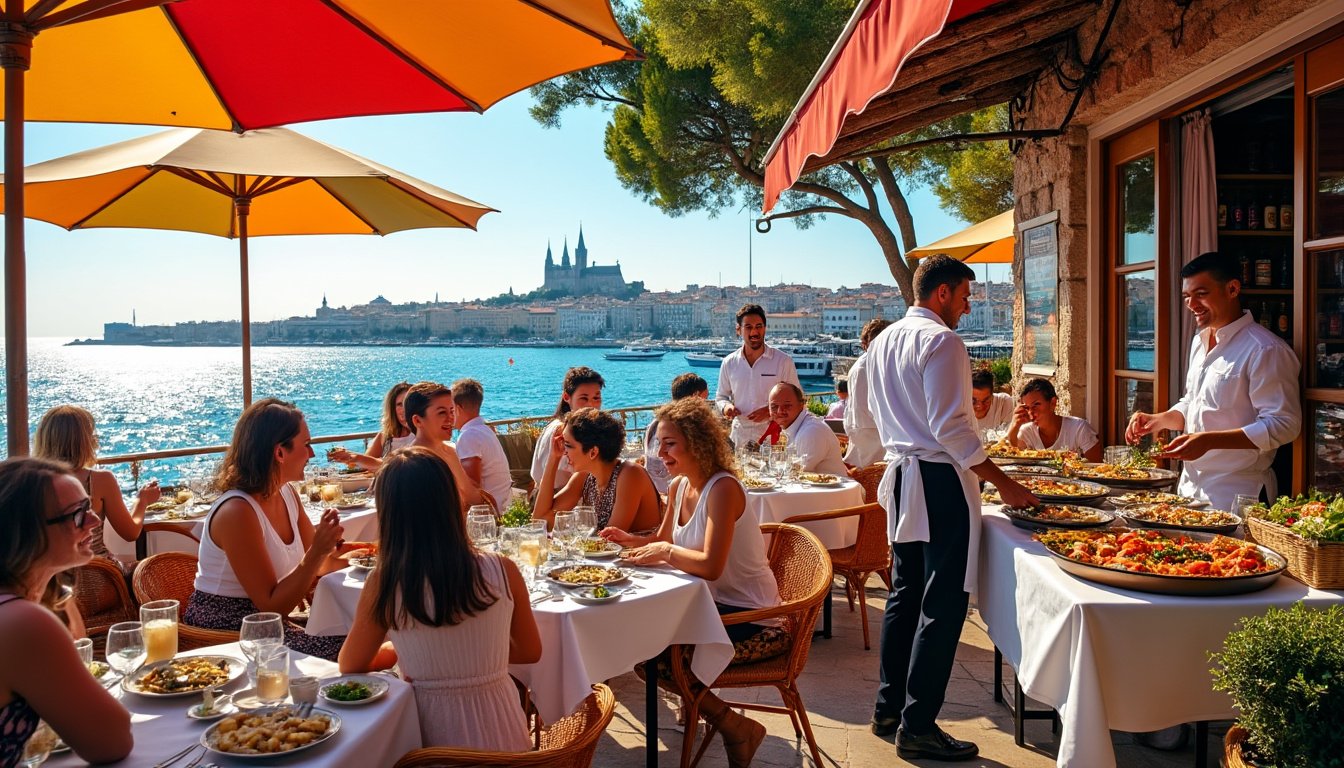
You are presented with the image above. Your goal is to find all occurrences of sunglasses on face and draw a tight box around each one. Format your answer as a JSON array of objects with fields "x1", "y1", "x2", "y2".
[{"x1": 47, "y1": 498, "x2": 93, "y2": 528}]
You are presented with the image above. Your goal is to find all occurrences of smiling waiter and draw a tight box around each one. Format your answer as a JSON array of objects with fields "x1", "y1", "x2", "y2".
[
  {"x1": 715, "y1": 303, "x2": 801, "y2": 448},
  {"x1": 866, "y1": 255, "x2": 1038, "y2": 761},
  {"x1": 1127, "y1": 251, "x2": 1301, "y2": 510}
]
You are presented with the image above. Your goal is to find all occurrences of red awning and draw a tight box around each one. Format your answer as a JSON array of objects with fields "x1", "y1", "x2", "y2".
[{"x1": 762, "y1": 0, "x2": 1005, "y2": 212}]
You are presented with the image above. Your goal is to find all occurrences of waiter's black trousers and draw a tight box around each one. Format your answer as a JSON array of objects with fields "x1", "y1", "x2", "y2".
[{"x1": 874, "y1": 460, "x2": 971, "y2": 735}]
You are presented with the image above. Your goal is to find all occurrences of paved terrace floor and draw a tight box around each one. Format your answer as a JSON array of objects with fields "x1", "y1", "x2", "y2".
[{"x1": 590, "y1": 576, "x2": 1229, "y2": 767}]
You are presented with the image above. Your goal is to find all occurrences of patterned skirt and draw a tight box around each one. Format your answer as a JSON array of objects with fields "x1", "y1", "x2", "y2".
[{"x1": 184, "y1": 590, "x2": 344, "y2": 662}]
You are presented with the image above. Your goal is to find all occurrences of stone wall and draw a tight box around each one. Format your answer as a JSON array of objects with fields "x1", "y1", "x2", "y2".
[{"x1": 1010, "y1": 0, "x2": 1326, "y2": 418}]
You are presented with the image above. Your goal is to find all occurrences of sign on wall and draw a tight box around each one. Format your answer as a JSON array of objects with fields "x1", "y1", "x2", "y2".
[{"x1": 1020, "y1": 211, "x2": 1059, "y2": 371}]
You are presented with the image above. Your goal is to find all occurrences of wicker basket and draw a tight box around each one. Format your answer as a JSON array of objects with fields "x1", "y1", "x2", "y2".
[
  {"x1": 1224, "y1": 725, "x2": 1254, "y2": 768},
  {"x1": 1245, "y1": 516, "x2": 1344, "y2": 590}
]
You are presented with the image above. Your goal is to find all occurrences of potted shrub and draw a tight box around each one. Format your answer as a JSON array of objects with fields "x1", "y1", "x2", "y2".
[{"x1": 1210, "y1": 602, "x2": 1344, "y2": 767}]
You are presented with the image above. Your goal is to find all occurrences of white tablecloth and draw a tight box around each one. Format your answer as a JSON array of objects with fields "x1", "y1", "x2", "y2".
[
  {"x1": 977, "y1": 507, "x2": 1344, "y2": 768},
  {"x1": 746, "y1": 480, "x2": 865, "y2": 549},
  {"x1": 49, "y1": 642, "x2": 421, "y2": 768},
  {"x1": 307, "y1": 565, "x2": 734, "y2": 723},
  {"x1": 104, "y1": 502, "x2": 380, "y2": 558}
]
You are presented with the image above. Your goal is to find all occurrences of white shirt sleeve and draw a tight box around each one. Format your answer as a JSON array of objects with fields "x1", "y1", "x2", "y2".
[
  {"x1": 921, "y1": 333, "x2": 987, "y2": 471},
  {"x1": 530, "y1": 419, "x2": 570, "y2": 487},
  {"x1": 714, "y1": 357, "x2": 734, "y2": 414},
  {"x1": 1240, "y1": 342, "x2": 1303, "y2": 450},
  {"x1": 794, "y1": 416, "x2": 848, "y2": 475}
]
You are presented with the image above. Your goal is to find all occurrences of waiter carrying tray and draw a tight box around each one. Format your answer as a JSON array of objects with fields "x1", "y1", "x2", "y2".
[
  {"x1": 866, "y1": 255, "x2": 1039, "y2": 761},
  {"x1": 715, "y1": 303, "x2": 801, "y2": 448},
  {"x1": 1127, "y1": 251, "x2": 1301, "y2": 510}
]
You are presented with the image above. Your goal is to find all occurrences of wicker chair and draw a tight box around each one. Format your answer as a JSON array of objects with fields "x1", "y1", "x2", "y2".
[
  {"x1": 667, "y1": 523, "x2": 833, "y2": 768},
  {"x1": 783, "y1": 503, "x2": 891, "y2": 649},
  {"x1": 392, "y1": 684, "x2": 616, "y2": 768},
  {"x1": 848, "y1": 461, "x2": 887, "y2": 504},
  {"x1": 131, "y1": 552, "x2": 238, "y2": 650},
  {"x1": 74, "y1": 557, "x2": 138, "y2": 655}
]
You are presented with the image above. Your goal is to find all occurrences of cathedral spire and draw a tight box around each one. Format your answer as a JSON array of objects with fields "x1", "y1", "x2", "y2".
[
  {"x1": 545, "y1": 241, "x2": 554, "y2": 267},
  {"x1": 560, "y1": 238, "x2": 571, "y2": 268},
  {"x1": 575, "y1": 224, "x2": 587, "y2": 271}
]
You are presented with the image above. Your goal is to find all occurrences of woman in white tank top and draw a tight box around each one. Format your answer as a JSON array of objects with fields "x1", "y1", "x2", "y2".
[
  {"x1": 338, "y1": 448, "x2": 541, "y2": 751},
  {"x1": 184, "y1": 399, "x2": 356, "y2": 661},
  {"x1": 1007, "y1": 378, "x2": 1103, "y2": 462},
  {"x1": 602, "y1": 398, "x2": 776, "y2": 768}
]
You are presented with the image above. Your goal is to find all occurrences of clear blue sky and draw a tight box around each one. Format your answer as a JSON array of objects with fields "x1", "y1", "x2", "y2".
[{"x1": 5, "y1": 92, "x2": 1009, "y2": 338}]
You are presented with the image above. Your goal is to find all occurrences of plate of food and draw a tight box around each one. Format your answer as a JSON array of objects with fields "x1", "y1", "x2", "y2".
[
  {"x1": 318, "y1": 675, "x2": 389, "y2": 706},
  {"x1": 797, "y1": 472, "x2": 844, "y2": 487},
  {"x1": 201, "y1": 705, "x2": 341, "y2": 758},
  {"x1": 187, "y1": 692, "x2": 237, "y2": 721},
  {"x1": 1033, "y1": 527, "x2": 1285, "y2": 595},
  {"x1": 1118, "y1": 503, "x2": 1242, "y2": 534},
  {"x1": 1109, "y1": 491, "x2": 1205, "y2": 508},
  {"x1": 123, "y1": 655, "x2": 245, "y2": 697},
  {"x1": 986, "y1": 445, "x2": 1063, "y2": 465},
  {"x1": 1002, "y1": 504, "x2": 1116, "y2": 531},
  {"x1": 570, "y1": 585, "x2": 625, "y2": 605},
  {"x1": 332, "y1": 493, "x2": 370, "y2": 511},
  {"x1": 999, "y1": 464, "x2": 1061, "y2": 476},
  {"x1": 577, "y1": 537, "x2": 622, "y2": 558},
  {"x1": 742, "y1": 476, "x2": 776, "y2": 493},
  {"x1": 1004, "y1": 475, "x2": 1111, "y2": 503},
  {"x1": 1068, "y1": 463, "x2": 1179, "y2": 488},
  {"x1": 546, "y1": 564, "x2": 629, "y2": 587}
]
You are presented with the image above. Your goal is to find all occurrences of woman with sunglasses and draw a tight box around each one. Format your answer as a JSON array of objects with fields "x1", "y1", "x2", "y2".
[
  {"x1": 34, "y1": 405, "x2": 162, "y2": 569},
  {"x1": 0, "y1": 457, "x2": 133, "y2": 766},
  {"x1": 183, "y1": 398, "x2": 354, "y2": 660}
]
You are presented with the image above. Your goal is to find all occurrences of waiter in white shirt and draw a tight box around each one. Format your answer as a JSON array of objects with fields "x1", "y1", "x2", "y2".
[
  {"x1": 843, "y1": 318, "x2": 890, "y2": 468},
  {"x1": 766, "y1": 382, "x2": 848, "y2": 475},
  {"x1": 715, "y1": 303, "x2": 801, "y2": 448},
  {"x1": 1127, "y1": 251, "x2": 1301, "y2": 510},
  {"x1": 866, "y1": 255, "x2": 1038, "y2": 761}
]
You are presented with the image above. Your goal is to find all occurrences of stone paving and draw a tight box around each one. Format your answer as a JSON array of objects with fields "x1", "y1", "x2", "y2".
[{"x1": 589, "y1": 577, "x2": 1228, "y2": 767}]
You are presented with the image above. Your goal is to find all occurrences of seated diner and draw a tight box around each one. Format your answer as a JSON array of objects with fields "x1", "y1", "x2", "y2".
[
  {"x1": 1006, "y1": 378, "x2": 1103, "y2": 462},
  {"x1": 534, "y1": 407, "x2": 662, "y2": 533}
]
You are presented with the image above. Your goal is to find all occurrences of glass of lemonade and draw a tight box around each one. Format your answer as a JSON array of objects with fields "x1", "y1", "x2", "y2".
[
  {"x1": 105, "y1": 621, "x2": 146, "y2": 679},
  {"x1": 517, "y1": 531, "x2": 548, "y2": 587},
  {"x1": 139, "y1": 600, "x2": 179, "y2": 664},
  {"x1": 255, "y1": 645, "x2": 290, "y2": 705}
]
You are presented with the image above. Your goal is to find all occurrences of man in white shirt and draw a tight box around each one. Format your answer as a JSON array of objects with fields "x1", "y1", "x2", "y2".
[
  {"x1": 529, "y1": 366, "x2": 604, "y2": 490},
  {"x1": 643, "y1": 372, "x2": 708, "y2": 493},
  {"x1": 451, "y1": 378, "x2": 514, "y2": 512},
  {"x1": 971, "y1": 369, "x2": 1014, "y2": 439},
  {"x1": 715, "y1": 304, "x2": 801, "y2": 448},
  {"x1": 843, "y1": 318, "x2": 890, "y2": 468},
  {"x1": 1127, "y1": 251, "x2": 1301, "y2": 510},
  {"x1": 766, "y1": 382, "x2": 848, "y2": 476},
  {"x1": 866, "y1": 255, "x2": 1038, "y2": 761}
]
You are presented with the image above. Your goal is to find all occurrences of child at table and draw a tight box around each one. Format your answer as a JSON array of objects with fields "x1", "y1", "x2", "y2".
[{"x1": 339, "y1": 447, "x2": 541, "y2": 751}]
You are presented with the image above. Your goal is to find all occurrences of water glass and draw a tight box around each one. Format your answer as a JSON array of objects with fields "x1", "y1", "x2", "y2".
[
  {"x1": 105, "y1": 621, "x2": 146, "y2": 678},
  {"x1": 1232, "y1": 493, "x2": 1260, "y2": 518},
  {"x1": 74, "y1": 637, "x2": 94, "y2": 669},
  {"x1": 320, "y1": 482, "x2": 342, "y2": 504},
  {"x1": 289, "y1": 675, "x2": 319, "y2": 705},
  {"x1": 20, "y1": 720, "x2": 56, "y2": 767},
  {"x1": 140, "y1": 599, "x2": 179, "y2": 663},
  {"x1": 468, "y1": 511, "x2": 498, "y2": 549},
  {"x1": 497, "y1": 526, "x2": 523, "y2": 558},
  {"x1": 517, "y1": 530, "x2": 548, "y2": 587},
  {"x1": 553, "y1": 511, "x2": 578, "y2": 563},
  {"x1": 1103, "y1": 445, "x2": 1130, "y2": 466},
  {"x1": 240, "y1": 612, "x2": 285, "y2": 683},
  {"x1": 572, "y1": 505, "x2": 597, "y2": 536},
  {"x1": 255, "y1": 645, "x2": 290, "y2": 705}
]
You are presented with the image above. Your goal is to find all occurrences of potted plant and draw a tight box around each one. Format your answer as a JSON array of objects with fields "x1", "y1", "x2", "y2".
[{"x1": 1210, "y1": 602, "x2": 1344, "y2": 767}]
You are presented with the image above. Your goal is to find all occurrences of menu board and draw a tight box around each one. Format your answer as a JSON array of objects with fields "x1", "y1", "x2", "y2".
[{"x1": 1021, "y1": 212, "x2": 1059, "y2": 369}]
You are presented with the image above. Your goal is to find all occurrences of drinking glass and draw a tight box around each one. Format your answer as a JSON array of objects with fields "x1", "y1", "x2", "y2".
[
  {"x1": 320, "y1": 482, "x2": 342, "y2": 504},
  {"x1": 20, "y1": 720, "x2": 56, "y2": 767},
  {"x1": 517, "y1": 531, "x2": 548, "y2": 587},
  {"x1": 240, "y1": 612, "x2": 284, "y2": 683},
  {"x1": 254, "y1": 645, "x2": 290, "y2": 705},
  {"x1": 467, "y1": 503, "x2": 496, "y2": 521},
  {"x1": 467, "y1": 508, "x2": 498, "y2": 549},
  {"x1": 74, "y1": 637, "x2": 94, "y2": 670},
  {"x1": 105, "y1": 621, "x2": 146, "y2": 679},
  {"x1": 553, "y1": 511, "x2": 578, "y2": 564},
  {"x1": 497, "y1": 526, "x2": 523, "y2": 558},
  {"x1": 139, "y1": 599, "x2": 179, "y2": 663},
  {"x1": 1104, "y1": 445, "x2": 1130, "y2": 466},
  {"x1": 572, "y1": 506, "x2": 597, "y2": 536},
  {"x1": 1232, "y1": 493, "x2": 1260, "y2": 518}
]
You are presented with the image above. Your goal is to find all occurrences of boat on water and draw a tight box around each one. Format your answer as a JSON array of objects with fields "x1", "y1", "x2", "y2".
[
  {"x1": 685, "y1": 351, "x2": 725, "y2": 367},
  {"x1": 604, "y1": 345, "x2": 666, "y2": 361},
  {"x1": 685, "y1": 346, "x2": 833, "y2": 378}
]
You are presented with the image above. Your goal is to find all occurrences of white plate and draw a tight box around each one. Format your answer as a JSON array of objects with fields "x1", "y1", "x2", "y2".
[
  {"x1": 122, "y1": 655, "x2": 245, "y2": 698},
  {"x1": 570, "y1": 586, "x2": 625, "y2": 605},
  {"x1": 230, "y1": 687, "x2": 289, "y2": 710},
  {"x1": 576, "y1": 540, "x2": 622, "y2": 559},
  {"x1": 334, "y1": 498, "x2": 370, "y2": 511},
  {"x1": 187, "y1": 694, "x2": 237, "y2": 721},
  {"x1": 318, "y1": 675, "x2": 390, "y2": 706},
  {"x1": 743, "y1": 481, "x2": 776, "y2": 493},
  {"x1": 545, "y1": 565, "x2": 629, "y2": 587},
  {"x1": 201, "y1": 706, "x2": 342, "y2": 758},
  {"x1": 348, "y1": 556, "x2": 377, "y2": 570}
]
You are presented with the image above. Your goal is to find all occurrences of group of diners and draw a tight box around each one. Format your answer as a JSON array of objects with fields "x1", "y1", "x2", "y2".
[{"x1": 971, "y1": 372, "x2": 1104, "y2": 462}]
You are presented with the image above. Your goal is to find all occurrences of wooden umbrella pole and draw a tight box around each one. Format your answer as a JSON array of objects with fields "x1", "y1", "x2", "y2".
[
  {"x1": 2, "y1": 25, "x2": 33, "y2": 456},
  {"x1": 236, "y1": 198, "x2": 252, "y2": 408}
]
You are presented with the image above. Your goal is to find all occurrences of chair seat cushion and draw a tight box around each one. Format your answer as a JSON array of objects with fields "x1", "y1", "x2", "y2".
[{"x1": 730, "y1": 625, "x2": 791, "y2": 665}]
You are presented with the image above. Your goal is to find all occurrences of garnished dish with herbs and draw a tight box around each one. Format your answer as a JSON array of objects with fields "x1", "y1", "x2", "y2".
[
  {"x1": 1008, "y1": 477, "x2": 1109, "y2": 501},
  {"x1": 127, "y1": 656, "x2": 239, "y2": 695},
  {"x1": 321, "y1": 681, "x2": 372, "y2": 702},
  {"x1": 1112, "y1": 491, "x2": 1198, "y2": 507},
  {"x1": 546, "y1": 564, "x2": 628, "y2": 586},
  {"x1": 1251, "y1": 492, "x2": 1344, "y2": 542},
  {"x1": 1008, "y1": 505, "x2": 1112, "y2": 524},
  {"x1": 1121, "y1": 503, "x2": 1241, "y2": 532},
  {"x1": 1035, "y1": 528, "x2": 1280, "y2": 577},
  {"x1": 987, "y1": 445, "x2": 1064, "y2": 463}
]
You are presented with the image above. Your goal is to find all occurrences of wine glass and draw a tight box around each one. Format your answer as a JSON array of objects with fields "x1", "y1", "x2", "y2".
[
  {"x1": 497, "y1": 526, "x2": 523, "y2": 559},
  {"x1": 553, "y1": 511, "x2": 578, "y2": 564},
  {"x1": 468, "y1": 513, "x2": 498, "y2": 550},
  {"x1": 572, "y1": 506, "x2": 597, "y2": 537},
  {"x1": 239, "y1": 612, "x2": 284, "y2": 683},
  {"x1": 105, "y1": 621, "x2": 146, "y2": 681}
]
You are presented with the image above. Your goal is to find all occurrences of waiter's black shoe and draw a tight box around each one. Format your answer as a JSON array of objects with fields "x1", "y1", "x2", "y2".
[
  {"x1": 896, "y1": 727, "x2": 979, "y2": 761},
  {"x1": 870, "y1": 714, "x2": 901, "y2": 737}
]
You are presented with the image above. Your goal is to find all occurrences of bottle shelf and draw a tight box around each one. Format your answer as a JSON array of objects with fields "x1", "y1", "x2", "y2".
[
  {"x1": 1218, "y1": 229, "x2": 1292, "y2": 236},
  {"x1": 1315, "y1": 337, "x2": 1344, "y2": 344}
]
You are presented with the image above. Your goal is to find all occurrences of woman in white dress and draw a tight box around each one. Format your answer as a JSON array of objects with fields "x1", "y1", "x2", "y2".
[
  {"x1": 339, "y1": 447, "x2": 541, "y2": 751},
  {"x1": 603, "y1": 398, "x2": 778, "y2": 768},
  {"x1": 1007, "y1": 377, "x2": 1103, "y2": 462}
]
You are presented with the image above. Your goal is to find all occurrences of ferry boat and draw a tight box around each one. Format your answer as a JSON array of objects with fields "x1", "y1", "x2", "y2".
[
  {"x1": 686, "y1": 346, "x2": 833, "y2": 378},
  {"x1": 685, "y1": 351, "x2": 725, "y2": 367},
  {"x1": 604, "y1": 345, "x2": 666, "y2": 361}
]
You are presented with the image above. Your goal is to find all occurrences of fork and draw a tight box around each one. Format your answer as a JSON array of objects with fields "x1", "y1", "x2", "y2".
[{"x1": 153, "y1": 743, "x2": 202, "y2": 768}]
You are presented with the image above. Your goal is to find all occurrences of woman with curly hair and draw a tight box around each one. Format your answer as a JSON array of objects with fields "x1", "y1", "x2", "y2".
[{"x1": 602, "y1": 398, "x2": 779, "y2": 767}]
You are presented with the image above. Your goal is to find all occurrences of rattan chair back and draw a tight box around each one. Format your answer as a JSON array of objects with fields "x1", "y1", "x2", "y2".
[
  {"x1": 75, "y1": 556, "x2": 137, "y2": 654},
  {"x1": 132, "y1": 552, "x2": 239, "y2": 650},
  {"x1": 850, "y1": 461, "x2": 887, "y2": 504}
]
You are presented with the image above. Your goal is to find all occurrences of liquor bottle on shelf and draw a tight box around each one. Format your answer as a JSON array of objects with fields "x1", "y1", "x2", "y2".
[
  {"x1": 1255, "y1": 249, "x2": 1274, "y2": 287},
  {"x1": 1280, "y1": 193, "x2": 1293, "y2": 230},
  {"x1": 1247, "y1": 190, "x2": 1261, "y2": 230},
  {"x1": 1218, "y1": 189, "x2": 1228, "y2": 229},
  {"x1": 1232, "y1": 191, "x2": 1246, "y2": 230},
  {"x1": 1261, "y1": 303, "x2": 1274, "y2": 331},
  {"x1": 1277, "y1": 249, "x2": 1291, "y2": 289},
  {"x1": 1277, "y1": 302, "x2": 1290, "y2": 337},
  {"x1": 1263, "y1": 192, "x2": 1278, "y2": 231},
  {"x1": 1240, "y1": 250, "x2": 1253, "y2": 285}
]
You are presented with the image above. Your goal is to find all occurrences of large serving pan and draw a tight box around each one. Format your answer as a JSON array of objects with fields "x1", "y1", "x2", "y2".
[
  {"x1": 1116, "y1": 503, "x2": 1242, "y2": 535},
  {"x1": 1069, "y1": 464, "x2": 1178, "y2": 489},
  {"x1": 1036, "y1": 528, "x2": 1285, "y2": 596},
  {"x1": 1003, "y1": 504, "x2": 1116, "y2": 532},
  {"x1": 1004, "y1": 474, "x2": 1111, "y2": 504}
]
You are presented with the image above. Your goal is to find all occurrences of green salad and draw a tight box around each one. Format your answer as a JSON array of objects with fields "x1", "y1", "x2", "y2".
[
  {"x1": 323, "y1": 681, "x2": 372, "y2": 701},
  {"x1": 1253, "y1": 492, "x2": 1344, "y2": 542}
]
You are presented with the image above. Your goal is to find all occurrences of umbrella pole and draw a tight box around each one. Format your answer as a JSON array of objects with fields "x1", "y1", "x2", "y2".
[
  {"x1": 3, "y1": 29, "x2": 33, "y2": 456},
  {"x1": 236, "y1": 199, "x2": 253, "y2": 407}
]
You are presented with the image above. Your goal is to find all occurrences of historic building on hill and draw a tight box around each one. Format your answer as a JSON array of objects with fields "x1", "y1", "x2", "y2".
[{"x1": 541, "y1": 227, "x2": 634, "y2": 297}]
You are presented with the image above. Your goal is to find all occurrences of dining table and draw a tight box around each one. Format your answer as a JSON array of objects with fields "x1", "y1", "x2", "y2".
[
  {"x1": 745, "y1": 478, "x2": 865, "y2": 548},
  {"x1": 49, "y1": 641, "x2": 421, "y2": 768},
  {"x1": 977, "y1": 506, "x2": 1344, "y2": 768},
  {"x1": 306, "y1": 560, "x2": 734, "y2": 768}
]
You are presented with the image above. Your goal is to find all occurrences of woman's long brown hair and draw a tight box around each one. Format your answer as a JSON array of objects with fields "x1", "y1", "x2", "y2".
[{"x1": 372, "y1": 448, "x2": 496, "y2": 629}]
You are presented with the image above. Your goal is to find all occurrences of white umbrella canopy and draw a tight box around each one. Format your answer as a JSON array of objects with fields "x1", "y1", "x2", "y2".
[{"x1": 1, "y1": 126, "x2": 497, "y2": 404}]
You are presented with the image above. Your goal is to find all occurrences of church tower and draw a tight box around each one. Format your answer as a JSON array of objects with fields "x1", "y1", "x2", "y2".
[
  {"x1": 560, "y1": 238, "x2": 571, "y2": 268},
  {"x1": 575, "y1": 225, "x2": 588, "y2": 272}
]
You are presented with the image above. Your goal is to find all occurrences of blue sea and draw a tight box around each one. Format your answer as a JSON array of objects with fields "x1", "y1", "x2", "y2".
[{"x1": 3, "y1": 339, "x2": 833, "y2": 484}]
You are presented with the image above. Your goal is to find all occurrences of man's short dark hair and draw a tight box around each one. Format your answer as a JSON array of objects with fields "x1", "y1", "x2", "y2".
[
  {"x1": 860, "y1": 318, "x2": 891, "y2": 346},
  {"x1": 836, "y1": 378, "x2": 848, "y2": 395},
  {"x1": 1020, "y1": 377, "x2": 1057, "y2": 401},
  {"x1": 736, "y1": 304, "x2": 767, "y2": 326},
  {"x1": 670, "y1": 373, "x2": 708, "y2": 400},
  {"x1": 971, "y1": 369, "x2": 995, "y2": 391},
  {"x1": 914, "y1": 254, "x2": 975, "y2": 301},
  {"x1": 450, "y1": 378, "x2": 483, "y2": 409},
  {"x1": 1180, "y1": 251, "x2": 1240, "y2": 283}
]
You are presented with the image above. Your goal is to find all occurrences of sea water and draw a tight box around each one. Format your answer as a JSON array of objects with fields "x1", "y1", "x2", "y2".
[{"x1": 4, "y1": 339, "x2": 832, "y2": 484}]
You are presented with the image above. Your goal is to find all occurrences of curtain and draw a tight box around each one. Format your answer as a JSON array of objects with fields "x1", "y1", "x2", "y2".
[{"x1": 1178, "y1": 109, "x2": 1217, "y2": 384}]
